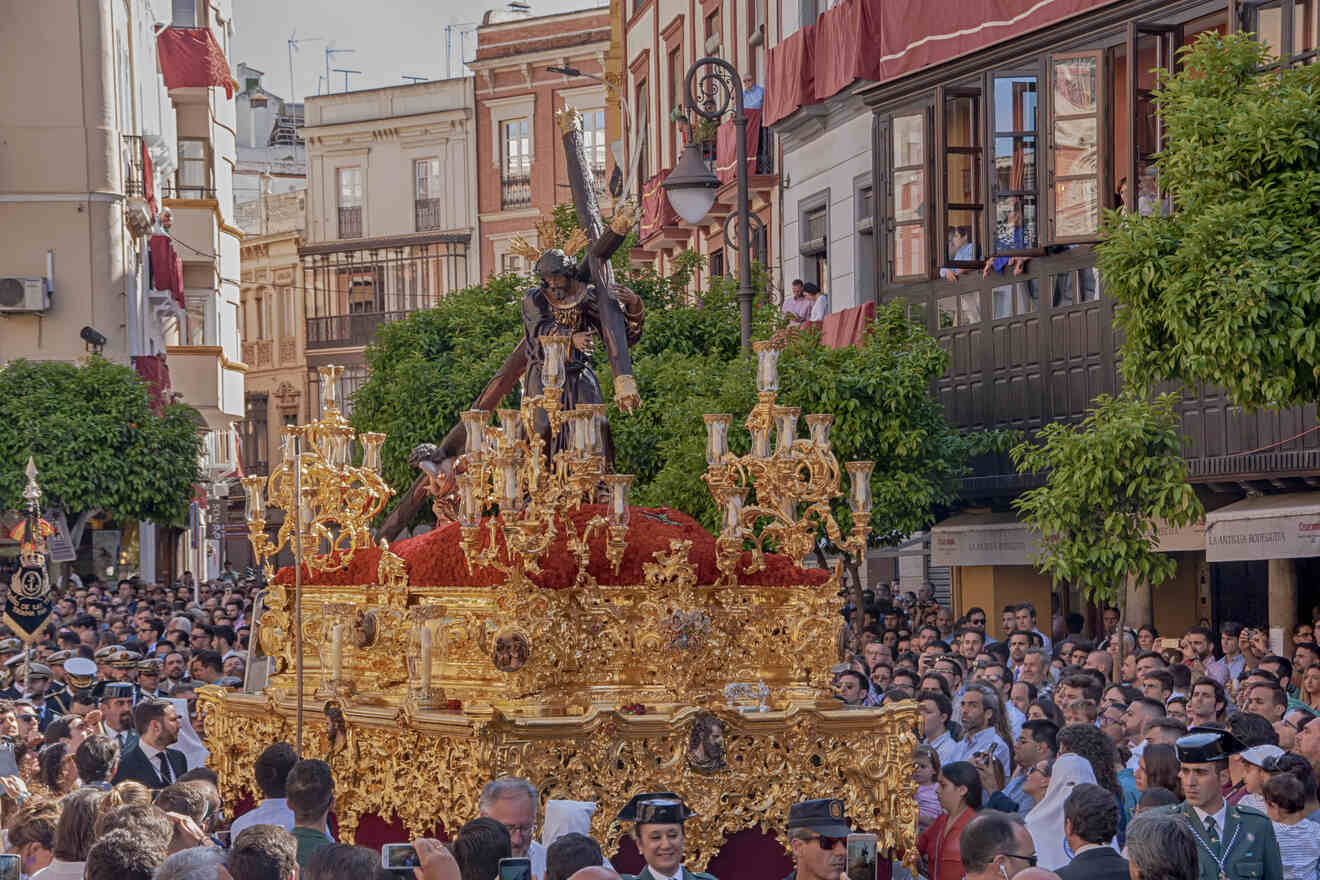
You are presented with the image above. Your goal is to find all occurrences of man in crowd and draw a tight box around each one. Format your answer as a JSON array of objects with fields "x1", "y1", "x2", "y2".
[
  {"x1": 230, "y1": 825, "x2": 298, "y2": 880},
  {"x1": 112, "y1": 697, "x2": 186, "y2": 788},
  {"x1": 1014, "y1": 603, "x2": 1051, "y2": 653},
  {"x1": 786, "y1": 799, "x2": 851, "y2": 880},
  {"x1": 286, "y1": 758, "x2": 336, "y2": 869},
  {"x1": 958, "y1": 812, "x2": 1037, "y2": 880},
  {"x1": 1166, "y1": 728, "x2": 1283, "y2": 880},
  {"x1": 1057, "y1": 784, "x2": 1126, "y2": 880},
  {"x1": 957, "y1": 683, "x2": 1010, "y2": 770},
  {"x1": 231, "y1": 742, "x2": 300, "y2": 836},
  {"x1": 919, "y1": 690, "x2": 960, "y2": 767},
  {"x1": 480, "y1": 778, "x2": 547, "y2": 878},
  {"x1": 1005, "y1": 720, "x2": 1057, "y2": 811},
  {"x1": 1187, "y1": 677, "x2": 1228, "y2": 727}
]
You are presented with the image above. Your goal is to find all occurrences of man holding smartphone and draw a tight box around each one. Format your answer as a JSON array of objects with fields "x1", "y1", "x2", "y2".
[
  {"x1": 617, "y1": 793, "x2": 715, "y2": 880},
  {"x1": 784, "y1": 798, "x2": 850, "y2": 880}
]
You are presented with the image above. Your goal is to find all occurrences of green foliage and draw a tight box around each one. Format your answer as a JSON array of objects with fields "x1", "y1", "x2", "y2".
[
  {"x1": 350, "y1": 275, "x2": 527, "y2": 520},
  {"x1": 608, "y1": 294, "x2": 972, "y2": 543},
  {"x1": 1096, "y1": 33, "x2": 1320, "y2": 409},
  {"x1": 1011, "y1": 392, "x2": 1203, "y2": 605},
  {"x1": 0, "y1": 358, "x2": 202, "y2": 524}
]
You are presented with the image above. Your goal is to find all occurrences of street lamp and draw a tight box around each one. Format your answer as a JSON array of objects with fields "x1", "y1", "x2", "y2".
[{"x1": 663, "y1": 57, "x2": 755, "y2": 353}]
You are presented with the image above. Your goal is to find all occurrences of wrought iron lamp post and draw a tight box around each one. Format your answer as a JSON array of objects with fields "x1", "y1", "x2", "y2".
[{"x1": 663, "y1": 56, "x2": 755, "y2": 353}]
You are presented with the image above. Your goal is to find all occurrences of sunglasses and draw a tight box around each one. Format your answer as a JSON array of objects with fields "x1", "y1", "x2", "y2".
[
  {"x1": 805, "y1": 834, "x2": 847, "y2": 850},
  {"x1": 1000, "y1": 852, "x2": 1039, "y2": 867}
]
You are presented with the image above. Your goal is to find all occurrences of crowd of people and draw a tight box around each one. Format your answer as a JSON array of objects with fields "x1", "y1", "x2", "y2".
[
  {"x1": 832, "y1": 583, "x2": 1320, "y2": 880},
  {"x1": 8, "y1": 562, "x2": 1320, "y2": 880}
]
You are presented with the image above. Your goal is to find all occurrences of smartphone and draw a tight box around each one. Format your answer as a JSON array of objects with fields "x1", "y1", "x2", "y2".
[
  {"x1": 0, "y1": 853, "x2": 18, "y2": 880},
  {"x1": 846, "y1": 832, "x2": 878, "y2": 880},
  {"x1": 381, "y1": 843, "x2": 420, "y2": 870},
  {"x1": 213, "y1": 829, "x2": 232, "y2": 848},
  {"x1": 498, "y1": 857, "x2": 532, "y2": 880}
]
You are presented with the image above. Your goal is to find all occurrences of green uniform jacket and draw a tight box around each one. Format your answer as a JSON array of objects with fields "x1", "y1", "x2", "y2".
[
  {"x1": 1155, "y1": 802, "x2": 1284, "y2": 880},
  {"x1": 623, "y1": 866, "x2": 717, "y2": 880}
]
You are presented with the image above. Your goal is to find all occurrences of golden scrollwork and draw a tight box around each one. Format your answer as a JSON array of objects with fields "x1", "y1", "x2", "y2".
[{"x1": 199, "y1": 690, "x2": 919, "y2": 870}]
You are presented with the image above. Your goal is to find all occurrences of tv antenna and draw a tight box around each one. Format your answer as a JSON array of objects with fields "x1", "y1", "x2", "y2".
[
  {"x1": 333, "y1": 68, "x2": 363, "y2": 92},
  {"x1": 324, "y1": 45, "x2": 355, "y2": 93},
  {"x1": 287, "y1": 30, "x2": 324, "y2": 103},
  {"x1": 402, "y1": 75, "x2": 428, "y2": 84}
]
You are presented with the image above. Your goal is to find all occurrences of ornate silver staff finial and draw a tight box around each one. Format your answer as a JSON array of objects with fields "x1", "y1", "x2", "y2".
[{"x1": 22, "y1": 457, "x2": 40, "y2": 511}]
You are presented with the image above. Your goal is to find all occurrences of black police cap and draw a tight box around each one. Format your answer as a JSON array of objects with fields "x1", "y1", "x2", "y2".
[
  {"x1": 616, "y1": 792, "x2": 694, "y2": 824},
  {"x1": 1175, "y1": 727, "x2": 1246, "y2": 764},
  {"x1": 786, "y1": 798, "x2": 851, "y2": 838}
]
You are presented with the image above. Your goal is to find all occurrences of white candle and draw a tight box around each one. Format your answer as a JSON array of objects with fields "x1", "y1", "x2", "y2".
[
  {"x1": 420, "y1": 626, "x2": 433, "y2": 694},
  {"x1": 330, "y1": 624, "x2": 344, "y2": 685}
]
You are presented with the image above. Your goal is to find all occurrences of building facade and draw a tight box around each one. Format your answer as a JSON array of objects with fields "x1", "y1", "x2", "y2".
[
  {"x1": 620, "y1": 0, "x2": 783, "y2": 292},
  {"x1": 0, "y1": 0, "x2": 243, "y2": 584},
  {"x1": 470, "y1": 6, "x2": 615, "y2": 277},
  {"x1": 299, "y1": 78, "x2": 478, "y2": 414},
  {"x1": 234, "y1": 62, "x2": 308, "y2": 225},
  {"x1": 762, "y1": 0, "x2": 1320, "y2": 642}
]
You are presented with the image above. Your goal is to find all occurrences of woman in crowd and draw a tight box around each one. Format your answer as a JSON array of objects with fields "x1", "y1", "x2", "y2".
[
  {"x1": 1023, "y1": 758, "x2": 1052, "y2": 807},
  {"x1": 1134, "y1": 743, "x2": 1182, "y2": 800},
  {"x1": 1027, "y1": 698, "x2": 1064, "y2": 728},
  {"x1": 1025, "y1": 752, "x2": 1096, "y2": 870},
  {"x1": 1057, "y1": 723, "x2": 1127, "y2": 836},
  {"x1": 917, "y1": 761, "x2": 981, "y2": 880},
  {"x1": 1299, "y1": 664, "x2": 1320, "y2": 712},
  {"x1": 32, "y1": 788, "x2": 105, "y2": 880},
  {"x1": 1137, "y1": 625, "x2": 1159, "y2": 653},
  {"x1": 36, "y1": 745, "x2": 75, "y2": 798}
]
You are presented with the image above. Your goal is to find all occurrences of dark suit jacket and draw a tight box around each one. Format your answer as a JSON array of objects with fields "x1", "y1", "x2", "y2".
[
  {"x1": 1057, "y1": 846, "x2": 1130, "y2": 880},
  {"x1": 111, "y1": 743, "x2": 187, "y2": 789}
]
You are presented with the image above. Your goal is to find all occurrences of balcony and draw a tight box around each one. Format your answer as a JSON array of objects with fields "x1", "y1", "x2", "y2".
[
  {"x1": 415, "y1": 198, "x2": 445, "y2": 231},
  {"x1": 338, "y1": 206, "x2": 362, "y2": 239},
  {"x1": 122, "y1": 134, "x2": 147, "y2": 197},
  {"x1": 305, "y1": 310, "x2": 410, "y2": 350},
  {"x1": 501, "y1": 173, "x2": 532, "y2": 209},
  {"x1": 167, "y1": 345, "x2": 245, "y2": 429},
  {"x1": 165, "y1": 137, "x2": 215, "y2": 200}
]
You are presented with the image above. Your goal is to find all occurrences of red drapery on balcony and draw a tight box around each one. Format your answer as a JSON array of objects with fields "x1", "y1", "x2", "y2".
[
  {"x1": 156, "y1": 27, "x2": 238, "y2": 98},
  {"x1": 763, "y1": 24, "x2": 816, "y2": 127},
  {"x1": 813, "y1": 0, "x2": 882, "y2": 101},
  {"x1": 715, "y1": 108, "x2": 763, "y2": 185},
  {"x1": 141, "y1": 139, "x2": 156, "y2": 216},
  {"x1": 640, "y1": 169, "x2": 678, "y2": 240},
  {"x1": 763, "y1": 0, "x2": 1118, "y2": 126},
  {"x1": 149, "y1": 234, "x2": 186, "y2": 309},
  {"x1": 133, "y1": 354, "x2": 172, "y2": 412},
  {"x1": 820, "y1": 301, "x2": 876, "y2": 348}
]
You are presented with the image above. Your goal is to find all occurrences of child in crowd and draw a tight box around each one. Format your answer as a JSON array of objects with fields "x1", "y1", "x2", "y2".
[
  {"x1": 1263, "y1": 773, "x2": 1320, "y2": 880},
  {"x1": 914, "y1": 745, "x2": 941, "y2": 834}
]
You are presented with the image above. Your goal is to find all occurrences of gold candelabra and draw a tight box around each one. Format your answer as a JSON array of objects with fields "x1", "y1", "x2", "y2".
[
  {"x1": 455, "y1": 334, "x2": 632, "y2": 583},
  {"x1": 702, "y1": 340, "x2": 874, "y2": 582},
  {"x1": 240, "y1": 365, "x2": 395, "y2": 579}
]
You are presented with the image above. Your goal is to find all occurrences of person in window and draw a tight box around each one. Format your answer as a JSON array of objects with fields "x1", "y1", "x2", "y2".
[
  {"x1": 983, "y1": 205, "x2": 1030, "y2": 277},
  {"x1": 800, "y1": 282, "x2": 827, "y2": 323},
  {"x1": 1136, "y1": 167, "x2": 1170, "y2": 217},
  {"x1": 782, "y1": 278, "x2": 811, "y2": 321},
  {"x1": 742, "y1": 73, "x2": 764, "y2": 110},
  {"x1": 940, "y1": 227, "x2": 977, "y2": 281}
]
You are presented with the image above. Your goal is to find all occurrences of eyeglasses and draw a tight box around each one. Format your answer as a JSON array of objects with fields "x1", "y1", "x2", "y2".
[
  {"x1": 1000, "y1": 852, "x2": 1039, "y2": 866},
  {"x1": 802, "y1": 834, "x2": 847, "y2": 850},
  {"x1": 16, "y1": 714, "x2": 37, "y2": 725},
  {"x1": 1028, "y1": 765, "x2": 1051, "y2": 778},
  {"x1": 499, "y1": 822, "x2": 536, "y2": 837}
]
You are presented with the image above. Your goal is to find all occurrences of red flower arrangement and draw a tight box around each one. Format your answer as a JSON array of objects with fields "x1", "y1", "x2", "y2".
[{"x1": 273, "y1": 505, "x2": 831, "y2": 590}]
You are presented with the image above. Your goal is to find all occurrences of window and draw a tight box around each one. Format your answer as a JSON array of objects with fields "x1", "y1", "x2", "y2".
[
  {"x1": 749, "y1": 0, "x2": 767, "y2": 84},
  {"x1": 801, "y1": 203, "x2": 828, "y2": 291},
  {"x1": 856, "y1": 180, "x2": 875, "y2": 304},
  {"x1": 936, "y1": 292, "x2": 982, "y2": 328},
  {"x1": 668, "y1": 48, "x2": 685, "y2": 164},
  {"x1": 991, "y1": 281, "x2": 1039, "y2": 319},
  {"x1": 337, "y1": 167, "x2": 362, "y2": 238},
  {"x1": 501, "y1": 119, "x2": 532, "y2": 209},
  {"x1": 415, "y1": 158, "x2": 444, "y2": 230},
  {"x1": 1046, "y1": 52, "x2": 1106, "y2": 242},
  {"x1": 705, "y1": 9, "x2": 722, "y2": 53},
  {"x1": 171, "y1": 0, "x2": 197, "y2": 27},
  {"x1": 345, "y1": 270, "x2": 380, "y2": 314},
  {"x1": 1242, "y1": 0, "x2": 1319, "y2": 64},
  {"x1": 940, "y1": 87, "x2": 984, "y2": 268},
  {"x1": 242, "y1": 394, "x2": 269, "y2": 473},
  {"x1": 990, "y1": 74, "x2": 1039, "y2": 254},
  {"x1": 635, "y1": 78, "x2": 650, "y2": 186},
  {"x1": 282, "y1": 288, "x2": 296, "y2": 338},
  {"x1": 710, "y1": 249, "x2": 725, "y2": 277},
  {"x1": 889, "y1": 111, "x2": 929, "y2": 280},
  {"x1": 1123, "y1": 24, "x2": 1178, "y2": 217},
  {"x1": 1051, "y1": 268, "x2": 1101, "y2": 308},
  {"x1": 176, "y1": 138, "x2": 212, "y2": 198},
  {"x1": 501, "y1": 252, "x2": 526, "y2": 275},
  {"x1": 582, "y1": 109, "x2": 607, "y2": 192}
]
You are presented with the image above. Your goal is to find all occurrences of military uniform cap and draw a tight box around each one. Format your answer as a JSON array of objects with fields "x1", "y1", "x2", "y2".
[
  {"x1": 1176, "y1": 726, "x2": 1246, "y2": 764},
  {"x1": 137, "y1": 658, "x2": 162, "y2": 675},
  {"x1": 786, "y1": 799, "x2": 851, "y2": 838},
  {"x1": 110, "y1": 650, "x2": 143, "y2": 669},
  {"x1": 46, "y1": 650, "x2": 73, "y2": 667},
  {"x1": 64, "y1": 657, "x2": 97, "y2": 690},
  {"x1": 3, "y1": 654, "x2": 27, "y2": 669},
  {"x1": 94, "y1": 646, "x2": 123, "y2": 662},
  {"x1": 0, "y1": 638, "x2": 23, "y2": 655},
  {"x1": 13, "y1": 662, "x2": 51, "y2": 680},
  {"x1": 99, "y1": 681, "x2": 135, "y2": 701},
  {"x1": 616, "y1": 792, "x2": 694, "y2": 823}
]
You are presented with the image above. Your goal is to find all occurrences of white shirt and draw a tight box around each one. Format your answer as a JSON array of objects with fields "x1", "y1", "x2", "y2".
[
  {"x1": 31, "y1": 860, "x2": 85, "y2": 880},
  {"x1": 1126, "y1": 741, "x2": 1146, "y2": 772},
  {"x1": 230, "y1": 797, "x2": 295, "y2": 836},
  {"x1": 807, "y1": 295, "x2": 827, "y2": 322},
  {"x1": 529, "y1": 840, "x2": 546, "y2": 880},
  {"x1": 929, "y1": 730, "x2": 960, "y2": 768},
  {"x1": 1192, "y1": 800, "x2": 1228, "y2": 839}
]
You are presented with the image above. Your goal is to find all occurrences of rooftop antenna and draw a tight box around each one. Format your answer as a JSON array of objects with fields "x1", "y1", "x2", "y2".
[
  {"x1": 287, "y1": 30, "x2": 324, "y2": 103},
  {"x1": 445, "y1": 22, "x2": 478, "y2": 80},
  {"x1": 402, "y1": 75, "x2": 427, "y2": 84},
  {"x1": 333, "y1": 68, "x2": 363, "y2": 91},
  {"x1": 324, "y1": 45, "x2": 355, "y2": 93}
]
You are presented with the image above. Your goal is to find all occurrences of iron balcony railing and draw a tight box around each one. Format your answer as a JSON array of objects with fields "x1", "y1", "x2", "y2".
[
  {"x1": 501, "y1": 173, "x2": 532, "y2": 209},
  {"x1": 305, "y1": 310, "x2": 411, "y2": 350},
  {"x1": 338, "y1": 206, "x2": 363, "y2": 238}
]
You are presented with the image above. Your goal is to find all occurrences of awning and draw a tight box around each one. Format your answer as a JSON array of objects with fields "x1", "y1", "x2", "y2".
[
  {"x1": 1205, "y1": 492, "x2": 1320, "y2": 562},
  {"x1": 932, "y1": 511, "x2": 1206, "y2": 567}
]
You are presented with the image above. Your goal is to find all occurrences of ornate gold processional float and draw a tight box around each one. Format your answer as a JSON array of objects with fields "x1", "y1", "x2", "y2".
[{"x1": 199, "y1": 109, "x2": 917, "y2": 870}]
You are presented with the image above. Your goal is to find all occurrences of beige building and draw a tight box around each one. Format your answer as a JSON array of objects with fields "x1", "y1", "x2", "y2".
[
  {"x1": 0, "y1": 0, "x2": 243, "y2": 583},
  {"x1": 299, "y1": 78, "x2": 478, "y2": 412}
]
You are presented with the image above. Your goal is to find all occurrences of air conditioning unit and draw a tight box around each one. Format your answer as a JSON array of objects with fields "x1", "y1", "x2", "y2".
[{"x1": 0, "y1": 278, "x2": 49, "y2": 313}]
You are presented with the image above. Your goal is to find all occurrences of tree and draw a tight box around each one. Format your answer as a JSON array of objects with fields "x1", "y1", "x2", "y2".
[
  {"x1": 349, "y1": 274, "x2": 527, "y2": 522},
  {"x1": 1010, "y1": 392, "x2": 1203, "y2": 646},
  {"x1": 1096, "y1": 33, "x2": 1320, "y2": 408},
  {"x1": 0, "y1": 358, "x2": 203, "y2": 545}
]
